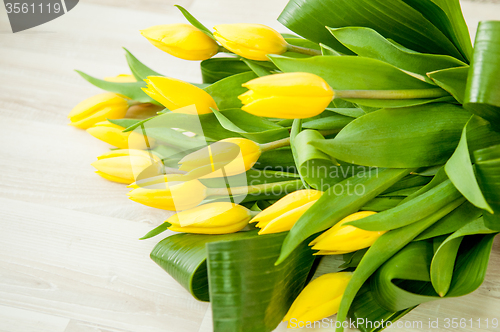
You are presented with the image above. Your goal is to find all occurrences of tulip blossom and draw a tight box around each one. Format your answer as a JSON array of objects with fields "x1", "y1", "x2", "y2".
[
  {"x1": 166, "y1": 202, "x2": 253, "y2": 234},
  {"x1": 68, "y1": 92, "x2": 129, "y2": 129},
  {"x1": 142, "y1": 76, "x2": 217, "y2": 114},
  {"x1": 91, "y1": 149, "x2": 162, "y2": 184},
  {"x1": 251, "y1": 189, "x2": 322, "y2": 234},
  {"x1": 239, "y1": 72, "x2": 334, "y2": 119},
  {"x1": 87, "y1": 120, "x2": 156, "y2": 149},
  {"x1": 310, "y1": 211, "x2": 386, "y2": 255},
  {"x1": 213, "y1": 23, "x2": 288, "y2": 61},
  {"x1": 283, "y1": 272, "x2": 353, "y2": 328},
  {"x1": 179, "y1": 137, "x2": 262, "y2": 178},
  {"x1": 127, "y1": 179, "x2": 207, "y2": 211},
  {"x1": 141, "y1": 23, "x2": 219, "y2": 60}
]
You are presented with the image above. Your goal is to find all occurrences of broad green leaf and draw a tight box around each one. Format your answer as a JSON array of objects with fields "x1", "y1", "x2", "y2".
[
  {"x1": 326, "y1": 107, "x2": 365, "y2": 118},
  {"x1": 414, "y1": 201, "x2": 482, "y2": 241},
  {"x1": 360, "y1": 197, "x2": 404, "y2": 212},
  {"x1": 474, "y1": 144, "x2": 500, "y2": 230},
  {"x1": 257, "y1": 148, "x2": 296, "y2": 170},
  {"x1": 285, "y1": 37, "x2": 321, "y2": 51},
  {"x1": 311, "y1": 104, "x2": 471, "y2": 168},
  {"x1": 401, "y1": 167, "x2": 448, "y2": 204},
  {"x1": 320, "y1": 43, "x2": 343, "y2": 56},
  {"x1": 211, "y1": 108, "x2": 289, "y2": 143},
  {"x1": 427, "y1": 66, "x2": 468, "y2": 103},
  {"x1": 201, "y1": 169, "x2": 299, "y2": 188},
  {"x1": 242, "y1": 59, "x2": 273, "y2": 77},
  {"x1": 123, "y1": 48, "x2": 162, "y2": 81},
  {"x1": 208, "y1": 233, "x2": 316, "y2": 332},
  {"x1": 347, "y1": 180, "x2": 464, "y2": 231},
  {"x1": 75, "y1": 70, "x2": 155, "y2": 103},
  {"x1": 346, "y1": 96, "x2": 455, "y2": 109},
  {"x1": 328, "y1": 27, "x2": 465, "y2": 80},
  {"x1": 289, "y1": 119, "x2": 309, "y2": 189},
  {"x1": 278, "y1": 0, "x2": 463, "y2": 59},
  {"x1": 335, "y1": 198, "x2": 464, "y2": 332},
  {"x1": 200, "y1": 57, "x2": 252, "y2": 83},
  {"x1": 301, "y1": 113, "x2": 354, "y2": 131},
  {"x1": 430, "y1": 217, "x2": 496, "y2": 296},
  {"x1": 150, "y1": 231, "x2": 258, "y2": 301},
  {"x1": 276, "y1": 168, "x2": 411, "y2": 265},
  {"x1": 175, "y1": 5, "x2": 215, "y2": 39},
  {"x1": 204, "y1": 71, "x2": 257, "y2": 110},
  {"x1": 382, "y1": 174, "x2": 432, "y2": 195},
  {"x1": 464, "y1": 21, "x2": 500, "y2": 131},
  {"x1": 445, "y1": 116, "x2": 494, "y2": 213}
]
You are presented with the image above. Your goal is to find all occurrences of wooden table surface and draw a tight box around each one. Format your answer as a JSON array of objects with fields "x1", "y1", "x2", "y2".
[{"x1": 1, "y1": 1, "x2": 500, "y2": 331}]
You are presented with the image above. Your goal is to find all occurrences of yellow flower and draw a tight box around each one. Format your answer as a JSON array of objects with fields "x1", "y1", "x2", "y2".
[
  {"x1": 141, "y1": 23, "x2": 219, "y2": 60},
  {"x1": 166, "y1": 202, "x2": 252, "y2": 234},
  {"x1": 68, "y1": 92, "x2": 129, "y2": 129},
  {"x1": 104, "y1": 74, "x2": 136, "y2": 82},
  {"x1": 127, "y1": 179, "x2": 207, "y2": 211},
  {"x1": 213, "y1": 23, "x2": 287, "y2": 61},
  {"x1": 310, "y1": 211, "x2": 385, "y2": 255},
  {"x1": 91, "y1": 149, "x2": 162, "y2": 184},
  {"x1": 178, "y1": 137, "x2": 261, "y2": 178},
  {"x1": 239, "y1": 72, "x2": 334, "y2": 119},
  {"x1": 283, "y1": 272, "x2": 353, "y2": 328},
  {"x1": 251, "y1": 189, "x2": 322, "y2": 234},
  {"x1": 86, "y1": 120, "x2": 156, "y2": 149},
  {"x1": 142, "y1": 76, "x2": 217, "y2": 114}
]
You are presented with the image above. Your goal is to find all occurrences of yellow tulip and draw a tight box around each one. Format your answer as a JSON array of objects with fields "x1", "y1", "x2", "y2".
[
  {"x1": 166, "y1": 202, "x2": 252, "y2": 234},
  {"x1": 141, "y1": 23, "x2": 219, "y2": 60},
  {"x1": 284, "y1": 272, "x2": 353, "y2": 328},
  {"x1": 310, "y1": 211, "x2": 385, "y2": 255},
  {"x1": 142, "y1": 76, "x2": 217, "y2": 114},
  {"x1": 104, "y1": 74, "x2": 136, "y2": 82},
  {"x1": 239, "y1": 72, "x2": 334, "y2": 119},
  {"x1": 86, "y1": 120, "x2": 156, "y2": 149},
  {"x1": 127, "y1": 179, "x2": 207, "y2": 211},
  {"x1": 213, "y1": 23, "x2": 287, "y2": 61},
  {"x1": 91, "y1": 149, "x2": 162, "y2": 184},
  {"x1": 251, "y1": 189, "x2": 322, "y2": 234},
  {"x1": 68, "y1": 92, "x2": 130, "y2": 129},
  {"x1": 178, "y1": 137, "x2": 261, "y2": 179}
]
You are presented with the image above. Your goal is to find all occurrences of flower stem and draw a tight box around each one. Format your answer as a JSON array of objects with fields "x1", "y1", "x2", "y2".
[
  {"x1": 260, "y1": 137, "x2": 291, "y2": 152},
  {"x1": 334, "y1": 88, "x2": 449, "y2": 100},
  {"x1": 206, "y1": 179, "x2": 303, "y2": 197},
  {"x1": 287, "y1": 44, "x2": 322, "y2": 56}
]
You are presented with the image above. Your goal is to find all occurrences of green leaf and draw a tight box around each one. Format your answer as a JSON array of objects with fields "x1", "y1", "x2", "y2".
[
  {"x1": 123, "y1": 48, "x2": 163, "y2": 81},
  {"x1": 427, "y1": 66, "x2": 468, "y2": 104},
  {"x1": 75, "y1": 70, "x2": 155, "y2": 103},
  {"x1": 175, "y1": 5, "x2": 215, "y2": 39},
  {"x1": 328, "y1": 27, "x2": 465, "y2": 80},
  {"x1": 335, "y1": 198, "x2": 464, "y2": 332},
  {"x1": 211, "y1": 108, "x2": 289, "y2": 143},
  {"x1": 326, "y1": 107, "x2": 365, "y2": 118},
  {"x1": 474, "y1": 144, "x2": 500, "y2": 230},
  {"x1": 208, "y1": 232, "x2": 316, "y2": 332},
  {"x1": 464, "y1": 21, "x2": 500, "y2": 131},
  {"x1": 276, "y1": 168, "x2": 412, "y2": 265},
  {"x1": 107, "y1": 118, "x2": 143, "y2": 129},
  {"x1": 257, "y1": 148, "x2": 296, "y2": 170},
  {"x1": 204, "y1": 71, "x2": 257, "y2": 110},
  {"x1": 302, "y1": 113, "x2": 354, "y2": 131},
  {"x1": 347, "y1": 180, "x2": 464, "y2": 231},
  {"x1": 151, "y1": 231, "x2": 257, "y2": 301},
  {"x1": 140, "y1": 222, "x2": 171, "y2": 240},
  {"x1": 242, "y1": 59, "x2": 274, "y2": 77},
  {"x1": 278, "y1": 0, "x2": 464, "y2": 59},
  {"x1": 200, "y1": 58, "x2": 252, "y2": 83},
  {"x1": 311, "y1": 104, "x2": 471, "y2": 168},
  {"x1": 360, "y1": 197, "x2": 404, "y2": 212},
  {"x1": 445, "y1": 117, "x2": 494, "y2": 213}
]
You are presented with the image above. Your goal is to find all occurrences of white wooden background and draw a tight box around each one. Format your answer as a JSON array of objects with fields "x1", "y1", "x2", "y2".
[{"x1": 1, "y1": 1, "x2": 500, "y2": 331}]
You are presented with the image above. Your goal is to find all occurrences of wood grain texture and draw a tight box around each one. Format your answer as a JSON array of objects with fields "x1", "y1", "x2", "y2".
[{"x1": 1, "y1": 1, "x2": 500, "y2": 331}]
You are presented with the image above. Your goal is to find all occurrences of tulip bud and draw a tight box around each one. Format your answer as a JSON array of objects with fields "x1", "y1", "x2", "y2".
[
  {"x1": 141, "y1": 24, "x2": 219, "y2": 61},
  {"x1": 127, "y1": 179, "x2": 207, "y2": 211},
  {"x1": 251, "y1": 189, "x2": 322, "y2": 234},
  {"x1": 104, "y1": 74, "x2": 136, "y2": 83},
  {"x1": 239, "y1": 72, "x2": 334, "y2": 119},
  {"x1": 91, "y1": 149, "x2": 162, "y2": 184},
  {"x1": 86, "y1": 120, "x2": 156, "y2": 149},
  {"x1": 178, "y1": 137, "x2": 261, "y2": 179},
  {"x1": 213, "y1": 23, "x2": 287, "y2": 61},
  {"x1": 310, "y1": 211, "x2": 385, "y2": 255},
  {"x1": 68, "y1": 93, "x2": 130, "y2": 129},
  {"x1": 283, "y1": 272, "x2": 352, "y2": 328},
  {"x1": 166, "y1": 202, "x2": 252, "y2": 234},
  {"x1": 142, "y1": 76, "x2": 217, "y2": 114}
]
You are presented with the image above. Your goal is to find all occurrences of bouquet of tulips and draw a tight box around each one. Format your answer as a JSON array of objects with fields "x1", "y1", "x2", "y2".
[{"x1": 68, "y1": 0, "x2": 500, "y2": 330}]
